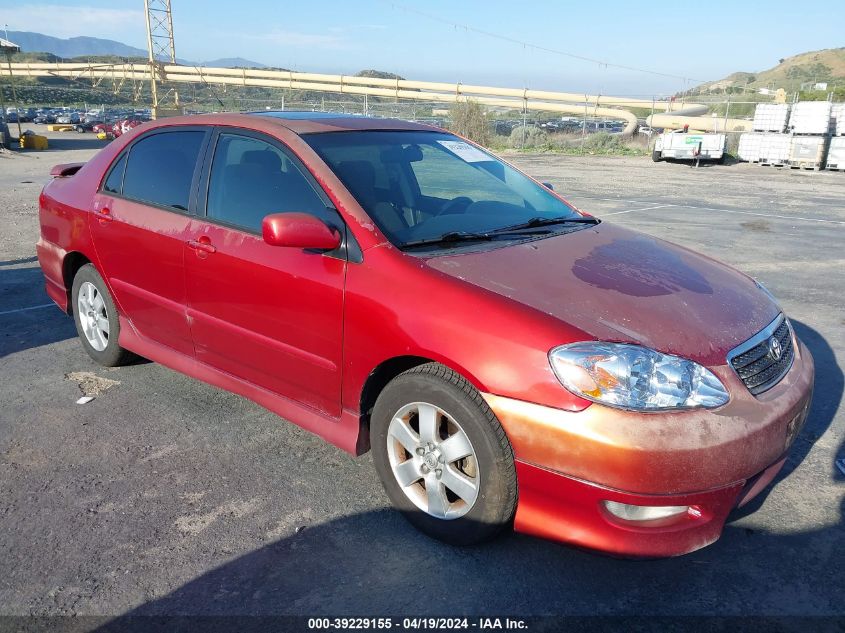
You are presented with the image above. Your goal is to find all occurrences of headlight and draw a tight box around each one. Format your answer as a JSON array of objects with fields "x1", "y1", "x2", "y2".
[{"x1": 549, "y1": 342, "x2": 729, "y2": 411}]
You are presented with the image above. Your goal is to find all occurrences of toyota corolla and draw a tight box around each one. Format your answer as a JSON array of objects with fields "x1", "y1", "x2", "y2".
[{"x1": 36, "y1": 112, "x2": 814, "y2": 556}]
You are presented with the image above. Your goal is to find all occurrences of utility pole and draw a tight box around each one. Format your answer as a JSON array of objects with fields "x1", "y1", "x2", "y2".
[
  {"x1": 1, "y1": 35, "x2": 22, "y2": 142},
  {"x1": 144, "y1": 0, "x2": 179, "y2": 118}
]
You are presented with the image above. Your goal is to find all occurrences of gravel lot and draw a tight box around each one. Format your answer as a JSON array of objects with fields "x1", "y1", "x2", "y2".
[{"x1": 1, "y1": 126, "x2": 843, "y2": 626}]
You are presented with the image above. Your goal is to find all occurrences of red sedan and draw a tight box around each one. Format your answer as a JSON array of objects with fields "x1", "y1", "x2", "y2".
[{"x1": 36, "y1": 112, "x2": 814, "y2": 556}]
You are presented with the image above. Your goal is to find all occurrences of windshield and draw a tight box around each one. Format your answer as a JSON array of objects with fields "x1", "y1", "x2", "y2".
[{"x1": 304, "y1": 130, "x2": 582, "y2": 249}]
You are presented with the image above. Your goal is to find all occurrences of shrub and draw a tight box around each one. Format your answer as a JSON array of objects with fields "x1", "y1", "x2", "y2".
[
  {"x1": 582, "y1": 132, "x2": 622, "y2": 152},
  {"x1": 449, "y1": 100, "x2": 491, "y2": 146},
  {"x1": 508, "y1": 125, "x2": 549, "y2": 149}
]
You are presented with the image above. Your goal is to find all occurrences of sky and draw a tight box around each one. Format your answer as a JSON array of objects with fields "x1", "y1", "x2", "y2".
[{"x1": 1, "y1": 0, "x2": 843, "y2": 96}]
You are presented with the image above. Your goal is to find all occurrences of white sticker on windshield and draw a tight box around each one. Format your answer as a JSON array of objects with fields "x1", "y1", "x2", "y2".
[{"x1": 437, "y1": 140, "x2": 492, "y2": 163}]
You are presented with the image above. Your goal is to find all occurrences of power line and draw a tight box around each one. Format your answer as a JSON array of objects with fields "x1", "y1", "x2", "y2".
[{"x1": 379, "y1": 1, "x2": 705, "y2": 85}]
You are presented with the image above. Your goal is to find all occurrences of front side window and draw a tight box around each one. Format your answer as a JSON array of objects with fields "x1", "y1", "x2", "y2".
[
  {"x1": 206, "y1": 133, "x2": 327, "y2": 233},
  {"x1": 122, "y1": 130, "x2": 205, "y2": 211},
  {"x1": 305, "y1": 131, "x2": 581, "y2": 249}
]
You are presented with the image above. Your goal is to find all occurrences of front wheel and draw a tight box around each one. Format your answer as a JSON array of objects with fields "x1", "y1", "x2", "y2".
[
  {"x1": 370, "y1": 363, "x2": 517, "y2": 545},
  {"x1": 71, "y1": 264, "x2": 135, "y2": 366},
  {"x1": 651, "y1": 149, "x2": 662, "y2": 162}
]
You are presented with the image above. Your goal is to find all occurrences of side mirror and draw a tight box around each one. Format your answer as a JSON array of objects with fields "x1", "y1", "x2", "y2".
[
  {"x1": 262, "y1": 213, "x2": 342, "y2": 250},
  {"x1": 542, "y1": 182, "x2": 555, "y2": 191}
]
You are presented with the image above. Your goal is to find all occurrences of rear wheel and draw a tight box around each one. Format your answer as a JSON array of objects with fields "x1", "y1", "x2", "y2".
[
  {"x1": 71, "y1": 264, "x2": 134, "y2": 366},
  {"x1": 370, "y1": 363, "x2": 517, "y2": 545}
]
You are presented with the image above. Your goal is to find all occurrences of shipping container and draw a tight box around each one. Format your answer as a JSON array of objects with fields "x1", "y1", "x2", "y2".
[
  {"x1": 826, "y1": 136, "x2": 845, "y2": 170},
  {"x1": 788, "y1": 135, "x2": 828, "y2": 170},
  {"x1": 738, "y1": 132, "x2": 763, "y2": 162},
  {"x1": 752, "y1": 103, "x2": 790, "y2": 133},
  {"x1": 831, "y1": 103, "x2": 845, "y2": 136},
  {"x1": 788, "y1": 101, "x2": 832, "y2": 135},
  {"x1": 759, "y1": 133, "x2": 792, "y2": 166}
]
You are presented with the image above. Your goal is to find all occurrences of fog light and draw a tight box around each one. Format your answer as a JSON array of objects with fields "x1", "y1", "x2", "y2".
[{"x1": 603, "y1": 500, "x2": 690, "y2": 522}]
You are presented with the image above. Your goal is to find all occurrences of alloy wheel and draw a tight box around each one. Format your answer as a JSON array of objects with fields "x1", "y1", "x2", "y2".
[
  {"x1": 386, "y1": 402, "x2": 479, "y2": 520},
  {"x1": 77, "y1": 281, "x2": 110, "y2": 352}
]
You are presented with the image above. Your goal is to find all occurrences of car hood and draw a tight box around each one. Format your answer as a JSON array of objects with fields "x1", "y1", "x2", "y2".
[{"x1": 424, "y1": 223, "x2": 779, "y2": 367}]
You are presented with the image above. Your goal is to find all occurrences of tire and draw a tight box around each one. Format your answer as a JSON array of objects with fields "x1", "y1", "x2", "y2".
[
  {"x1": 370, "y1": 363, "x2": 517, "y2": 545},
  {"x1": 651, "y1": 149, "x2": 662, "y2": 162},
  {"x1": 71, "y1": 264, "x2": 134, "y2": 366}
]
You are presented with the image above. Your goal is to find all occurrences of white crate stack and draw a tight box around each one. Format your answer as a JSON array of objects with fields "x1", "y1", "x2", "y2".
[
  {"x1": 760, "y1": 133, "x2": 791, "y2": 166},
  {"x1": 753, "y1": 104, "x2": 790, "y2": 132},
  {"x1": 827, "y1": 137, "x2": 845, "y2": 171},
  {"x1": 787, "y1": 101, "x2": 833, "y2": 135},
  {"x1": 831, "y1": 103, "x2": 845, "y2": 137},
  {"x1": 739, "y1": 101, "x2": 844, "y2": 170},
  {"x1": 738, "y1": 132, "x2": 763, "y2": 162}
]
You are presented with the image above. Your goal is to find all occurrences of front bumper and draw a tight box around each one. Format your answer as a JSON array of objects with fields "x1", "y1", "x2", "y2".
[{"x1": 484, "y1": 340, "x2": 814, "y2": 556}]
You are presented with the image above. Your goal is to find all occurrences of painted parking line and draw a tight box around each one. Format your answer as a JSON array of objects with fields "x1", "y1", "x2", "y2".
[
  {"x1": 0, "y1": 303, "x2": 56, "y2": 316},
  {"x1": 603, "y1": 204, "x2": 677, "y2": 216},
  {"x1": 572, "y1": 196, "x2": 666, "y2": 205},
  {"x1": 686, "y1": 206, "x2": 845, "y2": 226},
  {"x1": 580, "y1": 196, "x2": 845, "y2": 226}
]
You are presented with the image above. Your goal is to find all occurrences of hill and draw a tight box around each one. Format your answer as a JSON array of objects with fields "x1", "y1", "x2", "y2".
[
  {"x1": 5, "y1": 30, "x2": 266, "y2": 68},
  {"x1": 6, "y1": 30, "x2": 148, "y2": 59},
  {"x1": 689, "y1": 47, "x2": 845, "y2": 95},
  {"x1": 203, "y1": 57, "x2": 268, "y2": 69}
]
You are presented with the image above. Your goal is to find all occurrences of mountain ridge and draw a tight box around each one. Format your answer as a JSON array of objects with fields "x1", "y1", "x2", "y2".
[{"x1": 5, "y1": 30, "x2": 267, "y2": 69}]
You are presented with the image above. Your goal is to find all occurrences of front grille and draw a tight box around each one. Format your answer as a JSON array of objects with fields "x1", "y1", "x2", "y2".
[{"x1": 729, "y1": 315, "x2": 794, "y2": 395}]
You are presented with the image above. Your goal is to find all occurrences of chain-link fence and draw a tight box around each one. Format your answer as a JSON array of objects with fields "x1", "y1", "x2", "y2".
[{"x1": 3, "y1": 80, "x2": 842, "y2": 161}]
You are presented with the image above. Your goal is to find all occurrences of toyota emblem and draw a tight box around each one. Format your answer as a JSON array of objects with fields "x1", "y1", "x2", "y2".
[{"x1": 767, "y1": 336, "x2": 783, "y2": 361}]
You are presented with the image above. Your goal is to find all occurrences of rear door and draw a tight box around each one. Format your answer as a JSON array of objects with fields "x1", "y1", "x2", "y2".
[
  {"x1": 184, "y1": 129, "x2": 346, "y2": 417},
  {"x1": 90, "y1": 128, "x2": 209, "y2": 356}
]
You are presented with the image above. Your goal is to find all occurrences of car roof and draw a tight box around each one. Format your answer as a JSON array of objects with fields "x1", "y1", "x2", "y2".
[{"x1": 140, "y1": 111, "x2": 442, "y2": 135}]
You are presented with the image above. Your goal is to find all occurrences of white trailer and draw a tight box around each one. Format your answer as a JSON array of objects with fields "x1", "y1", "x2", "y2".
[{"x1": 652, "y1": 132, "x2": 726, "y2": 163}]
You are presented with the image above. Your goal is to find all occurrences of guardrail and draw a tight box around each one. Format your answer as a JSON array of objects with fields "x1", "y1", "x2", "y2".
[{"x1": 2, "y1": 62, "x2": 708, "y2": 136}]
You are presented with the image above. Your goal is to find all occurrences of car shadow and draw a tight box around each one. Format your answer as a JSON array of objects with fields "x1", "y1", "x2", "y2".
[
  {"x1": 91, "y1": 501, "x2": 843, "y2": 627},
  {"x1": 0, "y1": 263, "x2": 76, "y2": 357},
  {"x1": 88, "y1": 320, "x2": 842, "y2": 626}
]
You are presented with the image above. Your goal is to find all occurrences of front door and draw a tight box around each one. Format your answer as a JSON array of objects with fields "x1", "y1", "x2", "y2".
[{"x1": 184, "y1": 130, "x2": 345, "y2": 417}]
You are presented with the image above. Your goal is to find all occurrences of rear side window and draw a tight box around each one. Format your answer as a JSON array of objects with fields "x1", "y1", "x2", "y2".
[
  {"x1": 122, "y1": 131, "x2": 205, "y2": 211},
  {"x1": 102, "y1": 153, "x2": 127, "y2": 194}
]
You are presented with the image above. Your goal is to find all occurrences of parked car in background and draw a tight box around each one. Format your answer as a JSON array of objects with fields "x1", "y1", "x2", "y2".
[
  {"x1": 36, "y1": 112, "x2": 814, "y2": 557},
  {"x1": 56, "y1": 112, "x2": 81, "y2": 125},
  {"x1": 111, "y1": 119, "x2": 144, "y2": 137},
  {"x1": 74, "y1": 120, "x2": 103, "y2": 133},
  {"x1": 34, "y1": 112, "x2": 57, "y2": 124}
]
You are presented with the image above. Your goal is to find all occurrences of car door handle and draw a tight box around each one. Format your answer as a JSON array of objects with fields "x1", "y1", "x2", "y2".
[
  {"x1": 93, "y1": 207, "x2": 113, "y2": 223},
  {"x1": 187, "y1": 238, "x2": 217, "y2": 254}
]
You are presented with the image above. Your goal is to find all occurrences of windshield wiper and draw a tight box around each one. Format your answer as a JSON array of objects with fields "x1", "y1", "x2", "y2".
[
  {"x1": 490, "y1": 215, "x2": 600, "y2": 234},
  {"x1": 402, "y1": 231, "x2": 496, "y2": 249}
]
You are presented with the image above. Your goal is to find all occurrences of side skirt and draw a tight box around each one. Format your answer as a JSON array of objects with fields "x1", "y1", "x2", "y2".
[{"x1": 117, "y1": 316, "x2": 364, "y2": 455}]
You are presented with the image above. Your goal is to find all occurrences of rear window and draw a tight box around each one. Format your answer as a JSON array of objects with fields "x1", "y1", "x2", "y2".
[{"x1": 121, "y1": 131, "x2": 205, "y2": 211}]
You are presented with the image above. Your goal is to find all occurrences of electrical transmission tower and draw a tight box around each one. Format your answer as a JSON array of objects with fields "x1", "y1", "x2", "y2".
[{"x1": 144, "y1": 0, "x2": 179, "y2": 117}]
